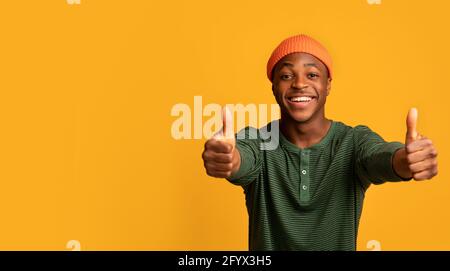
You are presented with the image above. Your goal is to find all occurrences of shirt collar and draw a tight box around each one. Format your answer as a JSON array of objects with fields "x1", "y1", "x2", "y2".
[{"x1": 279, "y1": 120, "x2": 336, "y2": 153}]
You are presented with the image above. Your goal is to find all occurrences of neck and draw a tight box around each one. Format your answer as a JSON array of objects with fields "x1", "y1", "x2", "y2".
[{"x1": 280, "y1": 112, "x2": 331, "y2": 149}]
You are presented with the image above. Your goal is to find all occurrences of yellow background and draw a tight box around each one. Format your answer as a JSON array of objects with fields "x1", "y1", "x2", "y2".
[{"x1": 0, "y1": 0, "x2": 449, "y2": 250}]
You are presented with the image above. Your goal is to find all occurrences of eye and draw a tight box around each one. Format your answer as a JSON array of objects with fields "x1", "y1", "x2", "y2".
[
  {"x1": 280, "y1": 74, "x2": 294, "y2": 80},
  {"x1": 307, "y1": 73, "x2": 319, "y2": 79}
]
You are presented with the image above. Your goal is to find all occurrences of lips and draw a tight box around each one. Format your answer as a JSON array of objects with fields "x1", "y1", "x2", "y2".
[
  {"x1": 286, "y1": 95, "x2": 316, "y2": 108},
  {"x1": 288, "y1": 96, "x2": 313, "y2": 102}
]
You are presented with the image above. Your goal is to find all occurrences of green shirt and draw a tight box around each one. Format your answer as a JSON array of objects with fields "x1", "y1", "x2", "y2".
[{"x1": 227, "y1": 120, "x2": 409, "y2": 251}]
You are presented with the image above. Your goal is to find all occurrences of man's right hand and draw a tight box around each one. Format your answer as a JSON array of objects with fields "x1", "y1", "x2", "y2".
[{"x1": 202, "y1": 106, "x2": 240, "y2": 178}]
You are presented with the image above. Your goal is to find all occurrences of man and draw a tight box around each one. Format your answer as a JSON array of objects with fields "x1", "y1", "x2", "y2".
[{"x1": 201, "y1": 34, "x2": 438, "y2": 250}]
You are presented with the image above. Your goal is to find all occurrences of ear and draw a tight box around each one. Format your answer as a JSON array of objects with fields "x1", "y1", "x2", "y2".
[{"x1": 326, "y1": 77, "x2": 332, "y2": 96}]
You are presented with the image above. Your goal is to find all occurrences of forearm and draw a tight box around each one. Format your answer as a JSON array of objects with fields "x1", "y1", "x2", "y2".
[
  {"x1": 392, "y1": 148, "x2": 413, "y2": 179},
  {"x1": 226, "y1": 132, "x2": 262, "y2": 185}
]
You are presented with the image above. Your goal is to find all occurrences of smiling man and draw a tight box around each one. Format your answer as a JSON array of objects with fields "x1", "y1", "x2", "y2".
[{"x1": 201, "y1": 34, "x2": 438, "y2": 250}]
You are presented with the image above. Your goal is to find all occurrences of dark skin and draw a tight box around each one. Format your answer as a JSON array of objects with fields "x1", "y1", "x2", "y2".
[{"x1": 202, "y1": 52, "x2": 438, "y2": 180}]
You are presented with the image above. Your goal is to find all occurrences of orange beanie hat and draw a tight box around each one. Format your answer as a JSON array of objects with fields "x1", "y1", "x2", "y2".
[{"x1": 266, "y1": 34, "x2": 333, "y2": 82}]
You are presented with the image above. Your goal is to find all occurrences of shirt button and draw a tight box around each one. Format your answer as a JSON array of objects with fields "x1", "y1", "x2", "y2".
[
  {"x1": 302, "y1": 185, "x2": 308, "y2": 190},
  {"x1": 301, "y1": 170, "x2": 307, "y2": 175}
]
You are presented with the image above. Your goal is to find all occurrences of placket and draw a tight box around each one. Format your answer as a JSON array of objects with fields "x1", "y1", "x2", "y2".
[{"x1": 299, "y1": 149, "x2": 311, "y2": 203}]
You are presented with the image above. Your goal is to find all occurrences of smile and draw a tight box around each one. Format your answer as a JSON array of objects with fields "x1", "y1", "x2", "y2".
[
  {"x1": 286, "y1": 96, "x2": 316, "y2": 108},
  {"x1": 288, "y1": 96, "x2": 314, "y2": 102}
]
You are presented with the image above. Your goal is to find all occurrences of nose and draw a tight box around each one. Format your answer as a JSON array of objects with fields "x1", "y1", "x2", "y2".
[{"x1": 292, "y1": 75, "x2": 308, "y2": 90}]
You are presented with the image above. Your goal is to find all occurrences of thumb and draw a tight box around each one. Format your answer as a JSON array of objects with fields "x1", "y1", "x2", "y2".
[
  {"x1": 213, "y1": 106, "x2": 235, "y2": 146},
  {"x1": 406, "y1": 107, "x2": 418, "y2": 144},
  {"x1": 222, "y1": 106, "x2": 234, "y2": 139}
]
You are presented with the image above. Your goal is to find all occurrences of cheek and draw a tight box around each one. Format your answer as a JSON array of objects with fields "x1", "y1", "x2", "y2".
[
  {"x1": 316, "y1": 92, "x2": 328, "y2": 108},
  {"x1": 318, "y1": 95, "x2": 327, "y2": 106},
  {"x1": 311, "y1": 86, "x2": 328, "y2": 106},
  {"x1": 272, "y1": 85, "x2": 286, "y2": 100},
  {"x1": 274, "y1": 92, "x2": 284, "y2": 105},
  {"x1": 315, "y1": 82, "x2": 329, "y2": 96}
]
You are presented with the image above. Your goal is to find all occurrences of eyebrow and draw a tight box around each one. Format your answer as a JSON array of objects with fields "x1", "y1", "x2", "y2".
[
  {"x1": 304, "y1": 63, "x2": 318, "y2": 68},
  {"x1": 279, "y1": 62, "x2": 318, "y2": 69}
]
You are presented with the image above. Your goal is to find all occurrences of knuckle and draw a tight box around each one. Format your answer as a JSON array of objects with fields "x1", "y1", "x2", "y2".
[
  {"x1": 225, "y1": 163, "x2": 233, "y2": 171},
  {"x1": 205, "y1": 139, "x2": 213, "y2": 148},
  {"x1": 433, "y1": 169, "x2": 438, "y2": 176},
  {"x1": 201, "y1": 151, "x2": 208, "y2": 160},
  {"x1": 431, "y1": 160, "x2": 438, "y2": 168},
  {"x1": 432, "y1": 150, "x2": 438, "y2": 157},
  {"x1": 224, "y1": 144, "x2": 232, "y2": 153},
  {"x1": 224, "y1": 153, "x2": 233, "y2": 162}
]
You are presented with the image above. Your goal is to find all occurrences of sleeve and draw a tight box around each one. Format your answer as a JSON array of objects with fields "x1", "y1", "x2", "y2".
[
  {"x1": 354, "y1": 125, "x2": 412, "y2": 186},
  {"x1": 226, "y1": 127, "x2": 263, "y2": 186}
]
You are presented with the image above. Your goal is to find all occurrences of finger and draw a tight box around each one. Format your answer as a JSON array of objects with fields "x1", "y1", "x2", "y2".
[
  {"x1": 205, "y1": 139, "x2": 233, "y2": 153},
  {"x1": 204, "y1": 161, "x2": 233, "y2": 172},
  {"x1": 202, "y1": 151, "x2": 233, "y2": 163},
  {"x1": 409, "y1": 159, "x2": 437, "y2": 173},
  {"x1": 413, "y1": 169, "x2": 438, "y2": 181},
  {"x1": 406, "y1": 108, "x2": 418, "y2": 144},
  {"x1": 407, "y1": 147, "x2": 438, "y2": 164},
  {"x1": 206, "y1": 169, "x2": 232, "y2": 178},
  {"x1": 406, "y1": 138, "x2": 433, "y2": 153}
]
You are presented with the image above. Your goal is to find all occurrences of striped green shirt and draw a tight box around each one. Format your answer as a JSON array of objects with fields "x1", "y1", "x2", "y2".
[{"x1": 228, "y1": 120, "x2": 409, "y2": 251}]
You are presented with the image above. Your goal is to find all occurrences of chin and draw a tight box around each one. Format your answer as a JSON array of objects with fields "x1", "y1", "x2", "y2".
[
  {"x1": 293, "y1": 115, "x2": 312, "y2": 123},
  {"x1": 286, "y1": 110, "x2": 314, "y2": 123}
]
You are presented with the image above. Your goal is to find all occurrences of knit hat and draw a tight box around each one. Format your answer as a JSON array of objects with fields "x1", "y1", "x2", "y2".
[{"x1": 267, "y1": 34, "x2": 333, "y2": 82}]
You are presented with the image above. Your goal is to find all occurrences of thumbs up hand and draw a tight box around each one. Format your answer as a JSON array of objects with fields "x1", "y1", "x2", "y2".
[
  {"x1": 202, "y1": 107, "x2": 240, "y2": 178},
  {"x1": 402, "y1": 108, "x2": 438, "y2": 180}
]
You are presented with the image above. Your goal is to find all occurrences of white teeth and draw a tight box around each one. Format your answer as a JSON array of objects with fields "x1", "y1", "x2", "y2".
[{"x1": 290, "y1": 96, "x2": 312, "y2": 102}]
